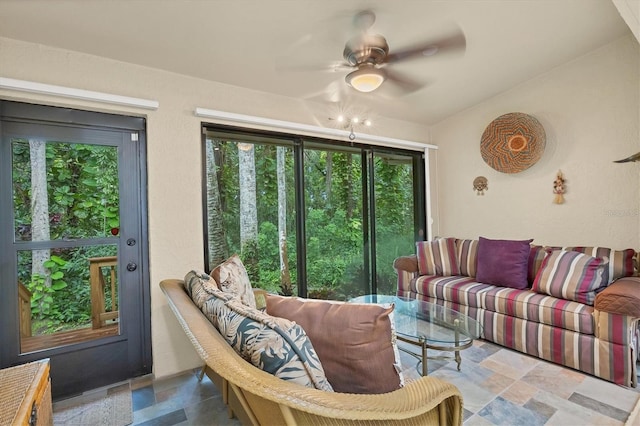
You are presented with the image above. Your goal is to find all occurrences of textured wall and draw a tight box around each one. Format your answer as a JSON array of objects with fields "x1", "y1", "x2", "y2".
[
  {"x1": 0, "y1": 36, "x2": 430, "y2": 378},
  {"x1": 431, "y1": 35, "x2": 640, "y2": 249}
]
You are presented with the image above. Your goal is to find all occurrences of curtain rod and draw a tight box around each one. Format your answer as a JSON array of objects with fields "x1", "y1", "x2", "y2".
[
  {"x1": 0, "y1": 77, "x2": 159, "y2": 110},
  {"x1": 195, "y1": 107, "x2": 437, "y2": 151}
]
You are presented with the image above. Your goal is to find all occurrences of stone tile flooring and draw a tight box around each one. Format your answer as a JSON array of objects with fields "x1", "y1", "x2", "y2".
[
  {"x1": 55, "y1": 340, "x2": 640, "y2": 425},
  {"x1": 129, "y1": 370, "x2": 240, "y2": 425},
  {"x1": 398, "y1": 340, "x2": 640, "y2": 425}
]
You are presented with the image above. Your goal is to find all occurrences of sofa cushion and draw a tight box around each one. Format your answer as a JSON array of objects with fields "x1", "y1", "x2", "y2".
[
  {"x1": 210, "y1": 254, "x2": 257, "y2": 308},
  {"x1": 456, "y1": 239, "x2": 478, "y2": 278},
  {"x1": 415, "y1": 275, "x2": 595, "y2": 335},
  {"x1": 533, "y1": 250, "x2": 609, "y2": 305},
  {"x1": 416, "y1": 238, "x2": 460, "y2": 276},
  {"x1": 265, "y1": 294, "x2": 403, "y2": 394},
  {"x1": 482, "y1": 286, "x2": 595, "y2": 335},
  {"x1": 201, "y1": 290, "x2": 333, "y2": 391},
  {"x1": 476, "y1": 237, "x2": 533, "y2": 289},
  {"x1": 563, "y1": 246, "x2": 635, "y2": 284},
  {"x1": 184, "y1": 270, "x2": 219, "y2": 309},
  {"x1": 414, "y1": 275, "x2": 493, "y2": 309}
]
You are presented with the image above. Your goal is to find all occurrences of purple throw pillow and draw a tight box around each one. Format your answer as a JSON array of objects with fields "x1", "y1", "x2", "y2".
[{"x1": 476, "y1": 237, "x2": 534, "y2": 289}]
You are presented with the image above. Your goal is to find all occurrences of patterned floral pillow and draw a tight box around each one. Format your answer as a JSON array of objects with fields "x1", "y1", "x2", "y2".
[
  {"x1": 201, "y1": 292, "x2": 333, "y2": 391},
  {"x1": 210, "y1": 254, "x2": 257, "y2": 308},
  {"x1": 184, "y1": 270, "x2": 219, "y2": 309},
  {"x1": 533, "y1": 250, "x2": 609, "y2": 305}
]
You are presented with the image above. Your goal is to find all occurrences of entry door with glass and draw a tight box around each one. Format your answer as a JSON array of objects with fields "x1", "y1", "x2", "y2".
[{"x1": 0, "y1": 102, "x2": 151, "y2": 399}]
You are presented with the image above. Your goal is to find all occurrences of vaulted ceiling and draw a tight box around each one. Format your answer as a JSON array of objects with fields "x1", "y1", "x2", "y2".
[{"x1": 0, "y1": 0, "x2": 633, "y2": 126}]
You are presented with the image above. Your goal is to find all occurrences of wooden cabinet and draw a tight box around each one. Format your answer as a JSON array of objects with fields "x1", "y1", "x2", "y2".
[{"x1": 0, "y1": 359, "x2": 52, "y2": 426}]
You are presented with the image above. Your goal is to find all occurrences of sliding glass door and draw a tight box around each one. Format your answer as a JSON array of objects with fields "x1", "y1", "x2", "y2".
[
  {"x1": 303, "y1": 143, "x2": 366, "y2": 299},
  {"x1": 202, "y1": 125, "x2": 424, "y2": 299}
]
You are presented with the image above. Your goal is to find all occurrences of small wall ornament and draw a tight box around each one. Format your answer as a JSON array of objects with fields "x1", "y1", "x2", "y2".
[
  {"x1": 473, "y1": 176, "x2": 488, "y2": 195},
  {"x1": 553, "y1": 170, "x2": 566, "y2": 204}
]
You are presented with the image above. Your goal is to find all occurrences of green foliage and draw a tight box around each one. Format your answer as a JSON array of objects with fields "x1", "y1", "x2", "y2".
[
  {"x1": 12, "y1": 139, "x2": 120, "y2": 333},
  {"x1": 208, "y1": 139, "x2": 419, "y2": 301},
  {"x1": 27, "y1": 256, "x2": 68, "y2": 319}
]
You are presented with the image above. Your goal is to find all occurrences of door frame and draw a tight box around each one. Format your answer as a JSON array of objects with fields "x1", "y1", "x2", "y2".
[{"x1": 0, "y1": 100, "x2": 152, "y2": 398}]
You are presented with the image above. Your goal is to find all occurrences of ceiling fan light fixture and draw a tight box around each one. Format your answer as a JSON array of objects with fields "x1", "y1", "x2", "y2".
[{"x1": 345, "y1": 67, "x2": 385, "y2": 93}]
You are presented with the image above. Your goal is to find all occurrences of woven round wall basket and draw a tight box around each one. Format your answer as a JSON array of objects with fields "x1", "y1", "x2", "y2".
[{"x1": 480, "y1": 112, "x2": 546, "y2": 174}]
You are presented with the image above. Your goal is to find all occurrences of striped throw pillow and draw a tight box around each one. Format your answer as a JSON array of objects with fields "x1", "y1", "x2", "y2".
[
  {"x1": 416, "y1": 238, "x2": 460, "y2": 276},
  {"x1": 456, "y1": 239, "x2": 478, "y2": 277},
  {"x1": 533, "y1": 250, "x2": 609, "y2": 305},
  {"x1": 563, "y1": 246, "x2": 635, "y2": 284}
]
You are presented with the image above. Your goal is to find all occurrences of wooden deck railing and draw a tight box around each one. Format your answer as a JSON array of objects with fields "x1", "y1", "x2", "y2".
[{"x1": 89, "y1": 256, "x2": 119, "y2": 329}]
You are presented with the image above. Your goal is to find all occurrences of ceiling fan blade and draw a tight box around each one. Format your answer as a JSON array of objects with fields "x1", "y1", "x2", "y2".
[
  {"x1": 382, "y1": 68, "x2": 427, "y2": 95},
  {"x1": 385, "y1": 27, "x2": 466, "y2": 64},
  {"x1": 276, "y1": 60, "x2": 352, "y2": 74},
  {"x1": 352, "y1": 9, "x2": 376, "y2": 32},
  {"x1": 303, "y1": 79, "x2": 351, "y2": 103}
]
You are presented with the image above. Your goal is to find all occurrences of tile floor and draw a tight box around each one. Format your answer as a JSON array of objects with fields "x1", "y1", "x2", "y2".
[
  {"x1": 398, "y1": 340, "x2": 640, "y2": 425},
  {"x1": 129, "y1": 369, "x2": 240, "y2": 425},
  {"x1": 55, "y1": 340, "x2": 640, "y2": 425}
]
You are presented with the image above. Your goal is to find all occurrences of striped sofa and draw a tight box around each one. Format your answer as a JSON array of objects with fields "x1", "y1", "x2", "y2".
[{"x1": 394, "y1": 238, "x2": 640, "y2": 387}]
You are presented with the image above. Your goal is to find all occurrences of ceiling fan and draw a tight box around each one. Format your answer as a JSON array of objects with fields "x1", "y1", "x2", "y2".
[{"x1": 331, "y1": 10, "x2": 466, "y2": 94}]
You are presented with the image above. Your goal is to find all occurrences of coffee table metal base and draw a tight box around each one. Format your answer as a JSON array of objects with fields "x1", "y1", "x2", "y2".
[{"x1": 397, "y1": 319, "x2": 474, "y2": 376}]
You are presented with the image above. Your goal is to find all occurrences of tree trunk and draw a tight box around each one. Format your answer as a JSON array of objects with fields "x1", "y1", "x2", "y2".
[
  {"x1": 345, "y1": 153, "x2": 354, "y2": 220},
  {"x1": 276, "y1": 147, "x2": 292, "y2": 295},
  {"x1": 29, "y1": 139, "x2": 51, "y2": 318},
  {"x1": 238, "y1": 143, "x2": 258, "y2": 281},
  {"x1": 205, "y1": 140, "x2": 229, "y2": 270},
  {"x1": 325, "y1": 152, "x2": 332, "y2": 204}
]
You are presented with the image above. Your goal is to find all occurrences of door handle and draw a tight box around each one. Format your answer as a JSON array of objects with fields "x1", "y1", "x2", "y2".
[{"x1": 126, "y1": 262, "x2": 137, "y2": 272}]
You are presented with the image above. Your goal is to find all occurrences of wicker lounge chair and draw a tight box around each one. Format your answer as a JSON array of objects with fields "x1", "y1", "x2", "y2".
[{"x1": 160, "y1": 279, "x2": 464, "y2": 425}]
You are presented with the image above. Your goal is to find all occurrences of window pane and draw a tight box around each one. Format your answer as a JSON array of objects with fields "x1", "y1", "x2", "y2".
[
  {"x1": 12, "y1": 139, "x2": 120, "y2": 242},
  {"x1": 18, "y1": 244, "x2": 120, "y2": 353},
  {"x1": 373, "y1": 152, "x2": 416, "y2": 295},
  {"x1": 304, "y1": 147, "x2": 366, "y2": 300},
  {"x1": 206, "y1": 138, "x2": 297, "y2": 295}
]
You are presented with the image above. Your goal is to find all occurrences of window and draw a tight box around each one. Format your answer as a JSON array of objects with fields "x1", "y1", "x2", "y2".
[{"x1": 202, "y1": 125, "x2": 424, "y2": 299}]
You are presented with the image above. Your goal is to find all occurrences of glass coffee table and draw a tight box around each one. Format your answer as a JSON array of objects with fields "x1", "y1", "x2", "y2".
[{"x1": 350, "y1": 295, "x2": 483, "y2": 376}]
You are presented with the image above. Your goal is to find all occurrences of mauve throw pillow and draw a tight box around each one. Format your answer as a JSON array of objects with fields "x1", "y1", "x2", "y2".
[
  {"x1": 265, "y1": 294, "x2": 403, "y2": 394},
  {"x1": 476, "y1": 237, "x2": 533, "y2": 289}
]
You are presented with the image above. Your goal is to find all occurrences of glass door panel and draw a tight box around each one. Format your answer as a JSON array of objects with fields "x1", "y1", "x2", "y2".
[
  {"x1": 11, "y1": 138, "x2": 121, "y2": 353},
  {"x1": 303, "y1": 145, "x2": 366, "y2": 299},
  {"x1": 372, "y1": 151, "x2": 417, "y2": 295},
  {"x1": 204, "y1": 134, "x2": 297, "y2": 295}
]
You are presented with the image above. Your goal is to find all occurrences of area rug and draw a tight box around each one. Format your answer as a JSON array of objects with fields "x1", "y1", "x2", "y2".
[
  {"x1": 53, "y1": 382, "x2": 133, "y2": 426},
  {"x1": 398, "y1": 340, "x2": 640, "y2": 425}
]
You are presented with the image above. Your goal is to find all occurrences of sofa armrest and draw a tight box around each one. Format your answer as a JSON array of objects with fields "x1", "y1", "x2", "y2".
[
  {"x1": 595, "y1": 277, "x2": 640, "y2": 318},
  {"x1": 393, "y1": 255, "x2": 418, "y2": 273}
]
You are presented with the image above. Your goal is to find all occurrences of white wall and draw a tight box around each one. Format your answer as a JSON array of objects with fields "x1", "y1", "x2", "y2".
[
  {"x1": 431, "y1": 35, "x2": 640, "y2": 249},
  {"x1": 0, "y1": 37, "x2": 431, "y2": 378}
]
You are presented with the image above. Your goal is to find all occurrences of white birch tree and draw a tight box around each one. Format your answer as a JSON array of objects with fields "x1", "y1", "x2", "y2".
[
  {"x1": 29, "y1": 139, "x2": 51, "y2": 317},
  {"x1": 205, "y1": 140, "x2": 228, "y2": 269},
  {"x1": 238, "y1": 143, "x2": 258, "y2": 257},
  {"x1": 276, "y1": 147, "x2": 292, "y2": 295}
]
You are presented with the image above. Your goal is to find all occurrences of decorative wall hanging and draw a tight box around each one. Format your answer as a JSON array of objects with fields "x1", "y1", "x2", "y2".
[
  {"x1": 553, "y1": 170, "x2": 566, "y2": 204},
  {"x1": 473, "y1": 176, "x2": 488, "y2": 195},
  {"x1": 480, "y1": 112, "x2": 546, "y2": 173},
  {"x1": 613, "y1": 151, "x2": 640, "y2": 163}
]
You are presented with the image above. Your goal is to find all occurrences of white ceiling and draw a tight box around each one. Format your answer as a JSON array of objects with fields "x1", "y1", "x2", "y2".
[{"x1": 0, "y1": 0, "x2": 633, "y2": 126}]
